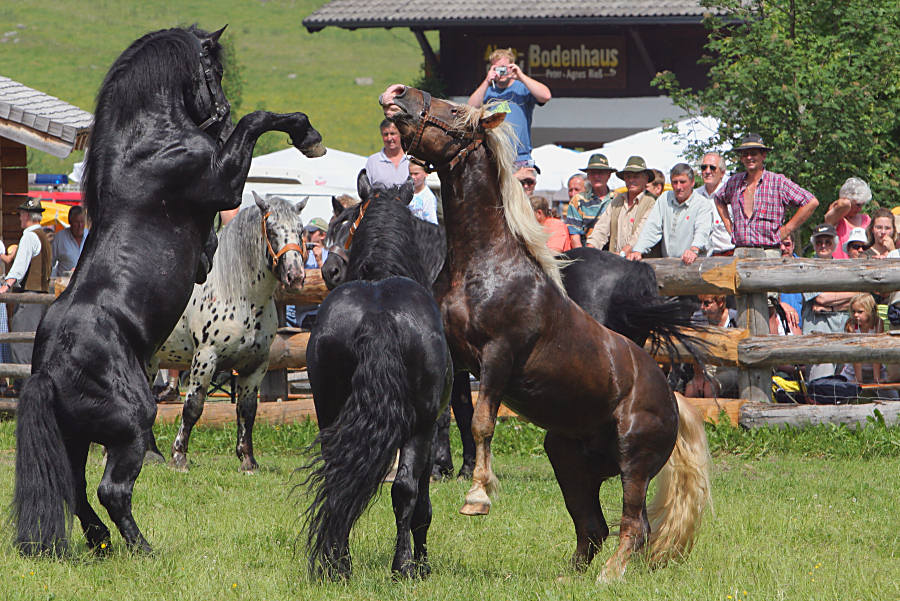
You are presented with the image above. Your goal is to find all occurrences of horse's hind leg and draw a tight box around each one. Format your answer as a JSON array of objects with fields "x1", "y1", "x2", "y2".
[
  {"x1": 430, "y1": 406, "x2": 453, "y2": 481},
  {"x1": 391, "y1": 427, "x2": 434, "y2": 578},
  {"x1": 170, "y1": 349, "x2": 215, "y2": 471},
  {"x1": 234, "y1": 371, "x2": 264, "y2": 472},
  {"x1": 544, "y1": 431, "x2": 611, "y2": 572},
  {"x1": 451, "y1": 372, "x2": 475, "y2": 479},
  {"x1": 98, "y1": 435, "x2": 151, "y2": 553},
  {"x1": 65, "y1": 437, "x2": 110, "y2": 551}
]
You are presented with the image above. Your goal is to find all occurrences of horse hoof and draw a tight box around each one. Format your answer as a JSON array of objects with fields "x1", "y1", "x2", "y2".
[
  {"x1": 457, "y1": 465, "x2": 474, "y2": 480},
  {"x1": 240, "y1": 460, "x2": 259, "y2": 473},
  {"x1": 168, "y1": 455, "x2": 189, "y2": 472},
  {"x1": 459, "y1": 502, "x2": 490, "y2": 516},
  {"x1": 143, "y1": 450, "x2": 165, "y2": 465}
]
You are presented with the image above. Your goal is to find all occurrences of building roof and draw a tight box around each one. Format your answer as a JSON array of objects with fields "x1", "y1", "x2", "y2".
[
  {"x1": 304, "y1": 1, "x2": 723, "y2": 32},
  {"x1": 0, "y1": 75, "x2": 93, "y2": 158}
]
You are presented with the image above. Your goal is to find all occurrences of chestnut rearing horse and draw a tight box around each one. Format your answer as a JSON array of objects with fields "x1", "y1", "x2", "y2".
[{"x1": 380, "y1": 85, "x2": 711, "y2": 580}]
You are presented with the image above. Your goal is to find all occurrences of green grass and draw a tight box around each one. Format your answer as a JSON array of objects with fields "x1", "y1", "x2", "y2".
[
  {"x1": 0, "y1": 416, "x2": 899, "y2": 600},
  {"x1": 0, "y1": 1, "x2": 436, "y2": 174}
]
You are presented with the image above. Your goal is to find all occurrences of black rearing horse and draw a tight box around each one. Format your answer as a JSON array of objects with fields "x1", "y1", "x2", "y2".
[
  {"x1": 13, "y1": 25, "x2": 325, "y2": 556},
  {"x1": 304, "y1": 173, "x2": 452, "y2": 579}
]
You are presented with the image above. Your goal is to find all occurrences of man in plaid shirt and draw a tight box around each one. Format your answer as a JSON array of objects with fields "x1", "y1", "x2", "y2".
[{"x1": 714, "y1": 134, "x2": 819, "y2": 257}]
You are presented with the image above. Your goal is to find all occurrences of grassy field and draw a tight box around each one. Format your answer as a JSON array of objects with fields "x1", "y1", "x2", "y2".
[
  {"x1": 0, "y1": 417, "x2": 898, "y2": 600},
  {"x1": 0, "y1": 0, "x2": 435, "y2": 174}
]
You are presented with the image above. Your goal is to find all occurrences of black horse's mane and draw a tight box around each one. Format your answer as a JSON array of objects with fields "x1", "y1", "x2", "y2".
[
  {"x1": 82, "y1": 25, "x2": 222, "y2": 221},
  {"x1": 348, "y1": 184, "x2": 431, "y2": 288}
]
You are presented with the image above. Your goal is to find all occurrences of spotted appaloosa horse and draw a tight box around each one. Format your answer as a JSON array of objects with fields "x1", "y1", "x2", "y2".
[
  {"x1": 151, "y1": 192, "x2": 308, "y2": 472},
  {"x1": 12, "y1": 25, "x2": 324, "y2": 556},
  {"x1": 380, "y1": 85, "x2": 711, "y2": 580}
]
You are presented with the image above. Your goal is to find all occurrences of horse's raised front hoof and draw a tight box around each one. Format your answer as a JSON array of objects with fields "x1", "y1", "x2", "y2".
[
  {"x1": 143, "y1": 449, "x2": 165, "y2": 465},
  {"x1": 459, "y1": 501, "x2": 490, "y2": 516},
  {"x1": 169, "y1": 452, "x2": 189, "y2": 472}
]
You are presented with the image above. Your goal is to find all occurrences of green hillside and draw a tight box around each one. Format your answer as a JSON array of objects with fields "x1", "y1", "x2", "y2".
[{"x1": 0, "y1": 0, "x2": 436, "y2": 174}]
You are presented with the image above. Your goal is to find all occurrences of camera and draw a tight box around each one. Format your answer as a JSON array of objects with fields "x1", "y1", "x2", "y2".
[
  {"x1": 306, "y1": 243, "x2": 316, "y2": 250},
  {"x1": 495, "y1": 66, "x2": 508, "y2": 76}
]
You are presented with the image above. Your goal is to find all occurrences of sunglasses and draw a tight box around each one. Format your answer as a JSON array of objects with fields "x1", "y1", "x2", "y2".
[
  {"x1": 700, "y1": 165, "x2": 718, "y2": 172},
  {"x1": 519, "y1": 178, "x2": 536, "y2": 186},
  {"x1": 700, "y1": 299, "x2": 719, "y2": 306},
  {"x1": 847, "y1": 243, "x2": 866, "y2": 251}
]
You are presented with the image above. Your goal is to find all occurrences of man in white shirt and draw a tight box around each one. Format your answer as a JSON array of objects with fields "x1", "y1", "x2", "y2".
[
  {"x1": 626, "y1": 163, "x2": 714, "y2": 265},
  {"x1": 695, "y1": 151, "x2": 734, "y2": 256},
  {"x1": 51, "y1": 205, "x2": 88, "y2": 276}
]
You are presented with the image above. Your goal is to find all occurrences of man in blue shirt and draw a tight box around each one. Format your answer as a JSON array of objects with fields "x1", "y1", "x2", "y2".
[{"x1": 467, "y1": 48, "x2": 551, "y2": 168}]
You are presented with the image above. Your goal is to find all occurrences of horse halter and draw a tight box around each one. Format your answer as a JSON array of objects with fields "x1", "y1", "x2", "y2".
[
  {"x1": 405, "y1": 90, "x2": 484, "y2": 174},
  {"x1": 262, "y1": 212, "x2": 307, "y2": 270},
  {"x1": 195, "y1": 43, "x2": 230, "y2": 132}
]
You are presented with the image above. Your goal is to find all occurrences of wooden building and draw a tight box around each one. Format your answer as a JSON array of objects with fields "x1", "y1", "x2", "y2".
[
  {"x1": 0, "y1": 76, "x2": 92, "y2": 244},
  {"x1": 304, "y1": 0, "x2": 724, "y2": 148}
]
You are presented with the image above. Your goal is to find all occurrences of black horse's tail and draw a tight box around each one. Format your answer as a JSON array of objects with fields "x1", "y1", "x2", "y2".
[
  {"x1": 303, "y1": 314, "x2": 414, "y2": 577},
  {"x1": 613, "y1": 292, "x2": 710, "y2": 366},
  {"x1": 12, "y1": 372, "x2": 75, "y2": 555}
]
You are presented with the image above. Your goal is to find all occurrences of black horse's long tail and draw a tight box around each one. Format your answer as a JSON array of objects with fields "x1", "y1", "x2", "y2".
[
  {"x1": 612, "y1": 292, "x2": 710, "y2": 365},
  {"x1": 12, "y1": 372, "x2": 75, "y2": 555},
  {"x1": 303, "y1": 314, "x2": 414, "y2": 577}
]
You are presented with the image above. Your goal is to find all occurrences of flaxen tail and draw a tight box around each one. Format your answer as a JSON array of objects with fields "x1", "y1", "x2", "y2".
[
  {"x1": 303, "y1": 314, "x2": 414, "y2": 578},
  {"x1": 646, "y1": 391, "x2": 712, "y2": 564},
  {"x1": 12, "y1": 373, "x2": 75, "y2": 555}
]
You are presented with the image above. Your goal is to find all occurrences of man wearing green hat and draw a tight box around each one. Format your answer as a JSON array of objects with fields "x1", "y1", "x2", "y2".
[
  {"x1": 588, "y1": 156, "x2": 658, "y2": 256},
  {"x1": 0, "y1": 198, "x2": 53, "y2": 371},
  {"x1": 564, "y1": 153, "x2": 616, "y2": 247}
]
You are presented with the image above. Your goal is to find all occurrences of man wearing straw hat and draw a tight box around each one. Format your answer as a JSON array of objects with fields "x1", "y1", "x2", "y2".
[
  {"x1": 0, "y1": 197, "x2": 53, "y2": 374},
  {"x1": 587, "y1": 155, "x2": 658, "y2": 256},
  {"x1": 564, "y1": 153, "x2": 617, "y2": 248},
  {"x1": 713, "y1": 133, "x2": 818, "y2": 257}
]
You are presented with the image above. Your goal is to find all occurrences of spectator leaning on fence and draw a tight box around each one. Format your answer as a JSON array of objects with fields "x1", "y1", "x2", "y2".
[
  {"x1": 565, "y1": 154, "x2": 617, "y2": 248},
  {"x1": 825, "y1": 177, "x2": 872, "y2": 259},
  {"x1": 587, "y1": 156, "x2": 657, "y2": 256},
  {"x1": 627, "y1": 163, "x2": 713, "y2": 265},
  {"x1": 713, "y1": 134, "x2": 818, "y2": 258}
]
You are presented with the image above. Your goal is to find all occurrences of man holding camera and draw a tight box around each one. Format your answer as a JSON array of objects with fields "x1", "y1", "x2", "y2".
[{"x1": 467, "y1": 48, "x2": 551, "y2": 168}]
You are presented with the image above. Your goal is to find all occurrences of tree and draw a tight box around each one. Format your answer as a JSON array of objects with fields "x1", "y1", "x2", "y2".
[{"x1": 654, "y1": 0, "x2": 900, "y2": 221}]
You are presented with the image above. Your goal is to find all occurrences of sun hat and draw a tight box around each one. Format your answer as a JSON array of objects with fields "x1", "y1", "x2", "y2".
[
  {"x1": 579, "y1": 153, "x2": 616, "y2": 173},
  {"x1": 733, "y1": 133, "x2": 772, "y2": 153},
  {"x1": 809, "y1": 223, "x2": 838, "y2": 247},
  {"x1": 843, "y1": 227, "x2": 869, "y2": 253},
  {"x1": 616, "y1": 156, "x2": 654, "y2": 181},
  {"x1": 305, "y1": 217, "x2": 328, "y2": 233},
  {"x1": 17, "y1": 197, "x2": 45, "y2": 213}
]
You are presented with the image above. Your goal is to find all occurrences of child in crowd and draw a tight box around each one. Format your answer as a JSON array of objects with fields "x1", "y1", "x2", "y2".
[{"x1": 841, "y1": 293, "x2": 884, "y2": 386}]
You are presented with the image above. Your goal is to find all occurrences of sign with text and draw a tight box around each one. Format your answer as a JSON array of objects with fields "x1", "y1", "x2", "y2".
[{"x1": 478, "y1": 36, "x2": 627, "y2": 91}]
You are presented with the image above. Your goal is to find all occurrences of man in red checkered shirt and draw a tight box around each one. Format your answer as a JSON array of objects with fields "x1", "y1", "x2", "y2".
[{"x1": 714, "y1": 134, "x2": 819, "y2": 257}]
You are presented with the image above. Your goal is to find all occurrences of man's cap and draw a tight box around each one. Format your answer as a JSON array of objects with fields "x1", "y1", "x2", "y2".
[
  {"x1": 843, "y1": 227, "x2": 869, "y2": 252},
  {"x1": 17, "y1": 197, "x2": 44, "y2": 213},
  {"x1": 305, "y1": 217, "x2": 328, "y2": 233},
  {"x1": 616, "y1": 155, "x2": 654, "y2": 180},
  {"x1": 733, "y1": 133, "x2": 772, "y2": 153},
  {"x1": 809, "y1": 223, "x2": 838, "y2": 246},
  {"x1": 579, "y1": 153, "x2": 616, "y2": 173}
]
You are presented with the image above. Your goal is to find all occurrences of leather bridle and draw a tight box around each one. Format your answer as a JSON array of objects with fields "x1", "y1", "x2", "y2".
[
  {"x1": 195, "y1": 43, "x2": 230, "y2": 132},
  {"x1": 324, "y1": 196, "x2": 371, "y2": 264},
  {"x1": 262, "y1": 212, "x2": 306, "y2": 270},
  {"x1": 404, "y1": 90, "x2": 484, "y2": 174}
]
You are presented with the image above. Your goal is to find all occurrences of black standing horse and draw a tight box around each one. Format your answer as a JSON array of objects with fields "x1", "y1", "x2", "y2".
[
  {"x1": 304, "y1": 173, "x2": 452, "y2": 579},
  {"x1": 382, "y1": 85, "x2": 711, "y2": 580},
  {"x1": 12, "y1": 25, "x2": 325, "y2": 556}
]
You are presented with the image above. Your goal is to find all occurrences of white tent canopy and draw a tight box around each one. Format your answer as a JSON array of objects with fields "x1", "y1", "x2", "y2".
[{"x1": 533, "y1": 116, "x2": 722, "y2": 201}]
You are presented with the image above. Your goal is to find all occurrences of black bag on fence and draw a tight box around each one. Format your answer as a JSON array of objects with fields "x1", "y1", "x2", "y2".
[
  {"x1": 888, "y1": 302, "x2": 900, "y2": 327},
  {"x1": 806, "y1": 375, "x2": 861, "y2": 405}
]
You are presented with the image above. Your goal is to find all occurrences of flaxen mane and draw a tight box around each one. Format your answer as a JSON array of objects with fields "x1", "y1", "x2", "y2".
[{"x1": 454, "y1": 105, "x2": 564, "y2": 291}]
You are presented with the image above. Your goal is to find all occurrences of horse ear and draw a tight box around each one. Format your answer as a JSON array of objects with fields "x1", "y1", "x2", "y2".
[
  {"x1": 209, "y1": 25, "x2": 227, "y2": 43},
  {"x1": 252, "y1": 191, "x2": 269, "y2": 214},
  {"x1": 480, "y1": 111, "x2": 507, "y2": 130},
  {"x1": 401, "y1": 177, "x2": 415, "y2": 200},
  {"x1": 357, "y1": 169, "x2": 372, "y2": 202},
  {"x1": 294, "y1": 196, "x2": 308, "y2": 213},
  {"x1": 332, "y1": 196, "x2": 344, "y2": 216}
]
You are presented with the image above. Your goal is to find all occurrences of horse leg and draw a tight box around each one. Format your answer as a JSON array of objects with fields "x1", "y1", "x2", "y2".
[
  {"x1": 544, "y1": 431, "x2": 611, "y2": 572},
  {"x1": 65, "y1": 437, "x2": 111, "y2": 552},
  {"x1": 234, "y1": 370, "x2": 264, "y2": 472},
  {"x1": 391, "y1": 427, "x2": 434, "y2": 578},
  {"x1": 430, "y1": 406, "x2": 453, "y2": 481},
  {"x1": 98, "y1": 433, "x2": 151, "y2": 553},
  {"x1": 170, "y1": 350, "x2": 215, "y2": 471},
  {"x1": 451, "y1": 371, "x2": 475, "y2": 479}
]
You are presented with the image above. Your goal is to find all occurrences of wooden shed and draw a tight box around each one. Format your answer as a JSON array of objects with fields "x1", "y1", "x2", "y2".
[{"x1": 0, "y1": 76, "x2": 92, "y2": 245}]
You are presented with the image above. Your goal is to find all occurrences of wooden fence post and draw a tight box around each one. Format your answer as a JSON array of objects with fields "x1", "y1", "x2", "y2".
[{"x1": 734, "y1": 248, "x2": 772, "y2": 402}]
